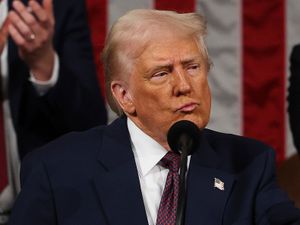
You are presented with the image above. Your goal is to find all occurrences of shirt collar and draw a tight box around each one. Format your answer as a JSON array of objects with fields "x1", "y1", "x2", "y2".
[{"x1": 127, "y1": 118, "x2": 167, "y2": 177}]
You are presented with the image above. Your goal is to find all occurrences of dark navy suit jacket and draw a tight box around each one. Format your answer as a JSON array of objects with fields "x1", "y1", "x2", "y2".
[
  {"x1": 8, "y1": 117, "x2": 300, "y2": 225},
  {"x1": 7, "y1": 0, "x2": 107, "y2": 159}
]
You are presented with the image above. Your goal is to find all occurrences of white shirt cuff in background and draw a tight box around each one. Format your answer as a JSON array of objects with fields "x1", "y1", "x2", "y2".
[{"x1": 28, "y1": 53, "x2": 60, "y2": 96}]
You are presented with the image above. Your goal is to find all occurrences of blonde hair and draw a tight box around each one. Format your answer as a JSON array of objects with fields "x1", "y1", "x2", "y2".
[{"x1": 102, "y1": 9, "x2": 211, "y2": 115}]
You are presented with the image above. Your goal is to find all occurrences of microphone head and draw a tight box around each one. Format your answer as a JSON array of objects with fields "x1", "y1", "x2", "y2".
[{"x1": 167, "y1": 120, "x2": 201, "y2": 155}]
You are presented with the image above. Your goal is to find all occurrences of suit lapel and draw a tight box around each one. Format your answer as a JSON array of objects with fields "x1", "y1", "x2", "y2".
[
  {"x1": 185, "y1": 132, "x2": 235, "y2": 225},
  {"x1": 92, "y1": 118, "x2": 148, "y2": 225}
]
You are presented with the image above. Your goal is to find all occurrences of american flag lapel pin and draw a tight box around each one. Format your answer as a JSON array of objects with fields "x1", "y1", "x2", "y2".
[{"x1": 214, "y1": 178, "x2": 225, "y2": 191}]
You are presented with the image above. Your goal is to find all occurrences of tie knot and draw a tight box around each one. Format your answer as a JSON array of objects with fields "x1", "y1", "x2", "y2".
[{"x1": 161, "y1": 151, "x2": 180, "y2": 173}]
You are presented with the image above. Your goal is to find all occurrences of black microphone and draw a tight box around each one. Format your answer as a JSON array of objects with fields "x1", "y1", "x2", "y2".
[{"x1": 167, "y1": 120, "x2": 201, "y2": 225}]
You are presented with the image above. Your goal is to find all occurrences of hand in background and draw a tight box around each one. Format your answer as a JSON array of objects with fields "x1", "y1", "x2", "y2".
[
  {"x1": 0, "y1": 18, "x2": 9, "y2": 55},
  {"x1": 8, "y1": 0, "x2": 55, "y2": 81}
]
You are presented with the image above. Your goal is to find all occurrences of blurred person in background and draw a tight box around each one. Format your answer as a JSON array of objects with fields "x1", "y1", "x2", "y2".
[
  {"x1": 0, "y1": 0, "x2": 107, "y2": 223},
  {"x1": 288, "y1": 44, "x2": 300, "y2": 156}
]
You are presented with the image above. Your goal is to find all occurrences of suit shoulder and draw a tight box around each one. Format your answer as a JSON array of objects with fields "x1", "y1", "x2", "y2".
[
  {"x1": 22, "y1": 117, "x2": 126, "y2": 166},
  {"x1": 204, "y1": 129, "x2": 270, "y2": 149},
  {"x1": 203, "y1": 129, "x2": 274, "y2": 171},
  {"x1": 23, "y1": 125, "x2": 106, "y2": 165}
]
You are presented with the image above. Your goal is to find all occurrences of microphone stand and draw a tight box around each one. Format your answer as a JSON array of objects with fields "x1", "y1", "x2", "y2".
[
  {"x1": 175, "y1": 139, "x2": 189, "y2": 225},
  {"x1": 167, "y1": 121, "x2": 200, "y2": 225}
]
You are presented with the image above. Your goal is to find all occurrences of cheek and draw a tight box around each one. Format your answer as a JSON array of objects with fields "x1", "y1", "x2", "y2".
[
  {"x1": 195, "y1": 78, "x2": 211, "y2": 112},
  {"x1": 138, "y1": 86, "x2": 169, "y2": 103},
  {"x1": 204, "y1": 85, "x2": 211, "y2": 105},
  {"x1": 203, "y1": 88, "x2": 211, "y2": 115},
  {"x1": 131, "y1": 87, "x2": 161, "y2": 112},
  {"x1": 195, "y1": 76, "x2": 210, "y2": 96}
]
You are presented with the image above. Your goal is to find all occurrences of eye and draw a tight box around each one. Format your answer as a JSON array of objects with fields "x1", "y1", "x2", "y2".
[
  {"x1": 187, "y1": 64, "x2": 200, "y2": 75},
  {"x1": 152, "y1": 71, "x2": 168, "y2": 79},
  {"x1": 187, "y1": 64, "x2": 200, "y2": 70}
]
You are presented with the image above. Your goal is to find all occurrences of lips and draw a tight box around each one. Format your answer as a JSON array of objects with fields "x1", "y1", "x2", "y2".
[{"x1": 177, "y1": 102, "x2": 198, "y2": 112}]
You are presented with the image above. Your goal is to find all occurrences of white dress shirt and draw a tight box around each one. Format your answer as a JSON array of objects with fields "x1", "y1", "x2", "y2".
[
  {"x1": 0, "y1": 0, "x2": 59, "y2": 214},
  {"x1": 127, "y1": 118, "x2": 191, "y2": 225}
]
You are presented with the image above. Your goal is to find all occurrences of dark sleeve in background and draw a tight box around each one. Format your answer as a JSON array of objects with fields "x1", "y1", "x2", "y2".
[
  {"x1": 288, "y1": 44, "x2": 300, "y2": 155},
  {"x1": 14, "y1": 0, "x2": 107, "y2": 159}
]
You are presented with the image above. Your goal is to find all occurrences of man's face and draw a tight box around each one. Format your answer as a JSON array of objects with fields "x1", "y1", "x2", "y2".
[{"x1": 114, "y1": 35, "x2": 211, "y2": 148}]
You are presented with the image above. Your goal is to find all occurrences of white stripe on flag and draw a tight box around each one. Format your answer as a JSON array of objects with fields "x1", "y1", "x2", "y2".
[
  {"x1": 286, "y1": 0, "x2": 300, "y2": 157},
  {"x1": 196, "y1": 0, "x2": 242, "y2": 135},
  {"x1": 108, "y1": 0, "x2": 153, "y2": 29}
]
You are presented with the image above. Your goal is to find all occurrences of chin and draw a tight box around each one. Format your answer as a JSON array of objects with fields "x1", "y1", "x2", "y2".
[{"x1": 178, "y1": 114, "x2": 208, "y2": 129}]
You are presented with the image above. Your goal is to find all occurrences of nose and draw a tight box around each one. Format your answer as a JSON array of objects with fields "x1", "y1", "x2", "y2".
[{"x1": 173, "y1": 69, "x2": 192, "y2": 96}]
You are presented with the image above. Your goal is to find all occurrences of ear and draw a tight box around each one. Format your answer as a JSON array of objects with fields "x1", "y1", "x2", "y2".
[{"x1": 111, "y1": 80, "x2": 136, "y2": 115}]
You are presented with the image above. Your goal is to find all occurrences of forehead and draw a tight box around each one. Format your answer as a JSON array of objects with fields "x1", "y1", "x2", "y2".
[{"x1": 137, "y1": 35, "x2": 203, "y2": 66}]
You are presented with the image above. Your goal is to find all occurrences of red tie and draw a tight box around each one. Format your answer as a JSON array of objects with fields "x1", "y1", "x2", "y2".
[{"x1": 156, "y1": 151, "x2": 180, "y2": 225}]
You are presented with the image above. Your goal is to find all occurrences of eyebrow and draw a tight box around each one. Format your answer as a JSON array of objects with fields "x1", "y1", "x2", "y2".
[
  {"x1": 146, "y1": 56, "x2": 201, "y2": 73},
  {"x1": 181, "y1": 57, "x2": 200, "y2": 66}
]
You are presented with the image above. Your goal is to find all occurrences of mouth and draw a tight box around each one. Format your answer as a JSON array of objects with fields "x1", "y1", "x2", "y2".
[{"x1": 176, "y1": 102, "x2": 198, "y2": 113}]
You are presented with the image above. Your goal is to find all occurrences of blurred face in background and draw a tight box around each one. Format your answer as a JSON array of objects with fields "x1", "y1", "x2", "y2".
[{"x1": 112, "y1": 31, "x2": 211, "y2": 149}]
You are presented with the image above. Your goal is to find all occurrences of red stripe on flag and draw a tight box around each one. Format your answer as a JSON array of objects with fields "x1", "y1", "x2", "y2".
[
  {"x1": 85, "y1": 0, "x2": 107, "y2": 98},
  {"x1": 154, "y1": 0, "x2": 195, "y2": 13},
  {"x1": 242, "y1": 0, "x2": 286, "y2": 163}
]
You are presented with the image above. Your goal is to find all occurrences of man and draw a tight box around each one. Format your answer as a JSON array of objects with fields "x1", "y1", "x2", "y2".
[
  {"x1": 8, "y1": 9, "x2": 300, "y2": 225},
  {"x1": 0, "y1": 0, "x2": 107, "y2": 223},
  {"x1": 288, "y1": 44, "x2": 300, "y2": 155}
]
